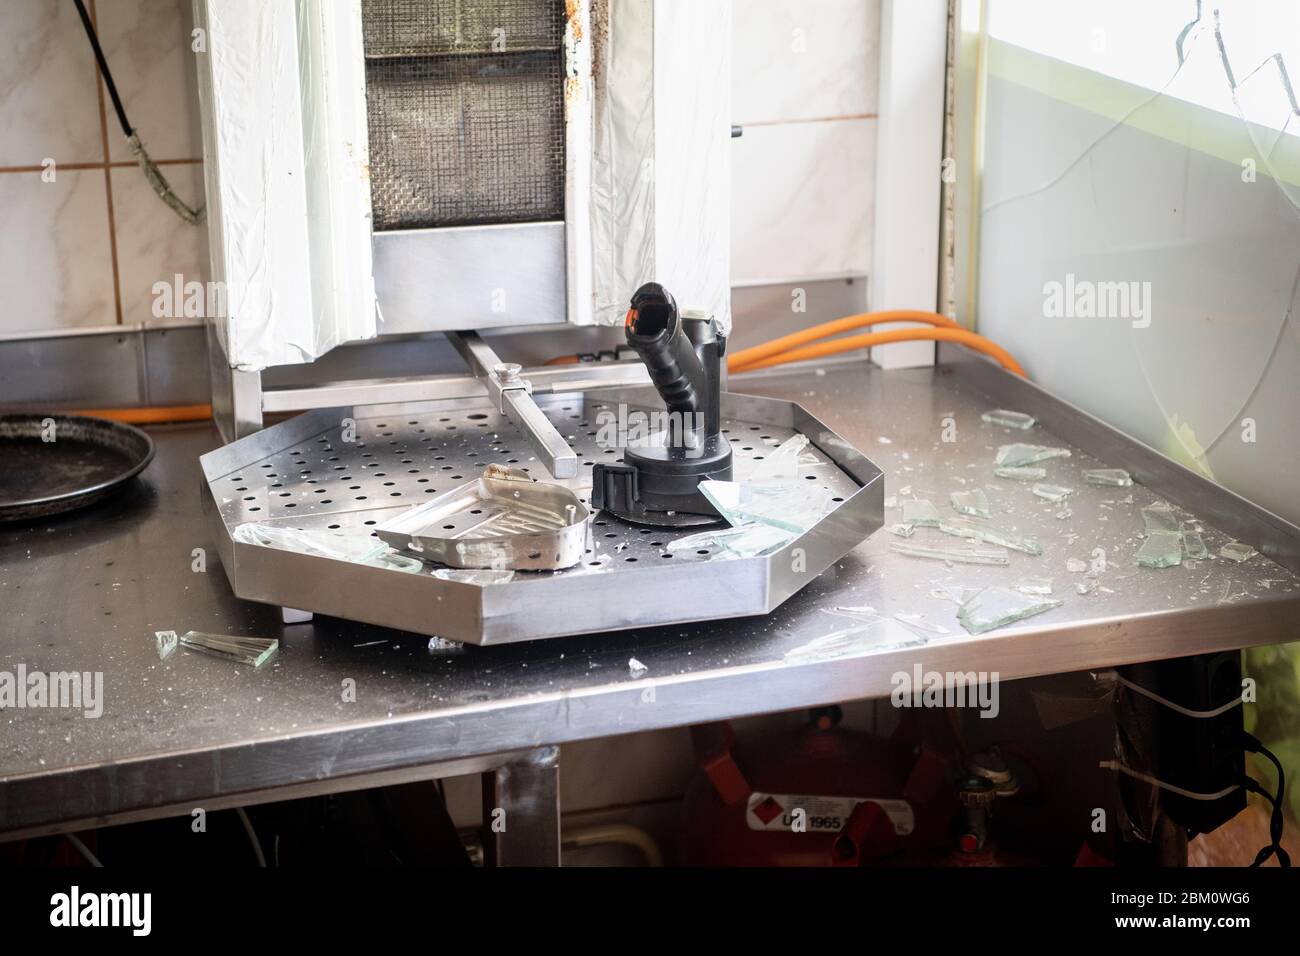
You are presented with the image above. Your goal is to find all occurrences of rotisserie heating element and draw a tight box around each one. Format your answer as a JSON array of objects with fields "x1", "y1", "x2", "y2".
[{"x1": 361, "y1": 0, "x2": 567, "y2": 231}]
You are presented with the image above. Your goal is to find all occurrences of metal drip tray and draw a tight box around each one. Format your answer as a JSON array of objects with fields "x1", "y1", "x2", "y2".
[
  {"x1": 376, "y1": 464, "x2": 590, "y2": 570},
  {"x1": 200, "y1": 387, "x2": 884, "y2": 644}
]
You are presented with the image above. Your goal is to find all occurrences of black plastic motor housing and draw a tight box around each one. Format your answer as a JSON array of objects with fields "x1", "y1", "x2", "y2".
[{"x1": 591, "y1": 283, "x2": 733, "y2": 526}]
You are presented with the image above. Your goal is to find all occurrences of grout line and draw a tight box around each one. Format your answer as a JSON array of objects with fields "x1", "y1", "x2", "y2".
[
  {"x1": 0, "y1": 158, "x2": 202, "y2": 175},
  {"x1": 737, "y1": 113, "x2": 879, "y2": 128},
  {"x1": 88, "y1": 0, "x2": 123, "y2": 326}
]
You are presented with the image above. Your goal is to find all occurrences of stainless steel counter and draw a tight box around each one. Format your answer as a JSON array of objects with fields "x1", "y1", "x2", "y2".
[{"x1": 3, "y1": 360, "x2": 1298, "y2": 837}]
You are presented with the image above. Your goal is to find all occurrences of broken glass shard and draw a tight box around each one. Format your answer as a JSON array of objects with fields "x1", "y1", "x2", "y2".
[
  {"x1": 950, "y1": 489, "x2": 991, "y2": 518},
  {"x1": 234, "y1": 522, "x2": 423, "y2": 573},
  {"x1": 1083, "y1": 468, "x2": 1133, "y2": 487},
  {"x1": 886, "y1": 522, "x2": 916, "y2": 538},
  {"x1": 1140, "y1": 503, "x2": 1179, "y2": 534},
  {"x1": 179, "y1": 631, "x2": 278, "y2": 667},
  {"x1": 699, "y1": 479, "x2": 831, "y2": 535},
  {"x1": 889, "y1": 542, "x2": 1011, "y2": 566},
  {"x1": 1219, "y1": 541, "x2": 1258, "y2": 563},
  {"x1": 938, "y1": 518, "x2": 1043, "y2": 555},
  {"x1": 901, "y1": 498, "x2": 941, "y2": 527},
  {"x1": 893, "y1": 613, "x2": 950, "y2": 635},
  {"x1": 1136, "y1": 531, "x2": 1183, "y2": 569},
  {"x1": 431, "y1": 568, "x2": 516, "y2": 585},
  {"x1": 1032, "y1": 483, "x2": 1074, "y2": 503},
  {"x1": 1015, "y1": 577, "x2": 1054, "y2": 596},
  {"x1": 931, "y1": 585, "x2": 983, "y2": 605},
  {"x1": 957, "y1": 587, "x2": 1063, "y2": 635},
  {"x1": 995, "y1": 444, "x2": 1071, "y2": 467},
  {"x1": 994, "y1": 466, "x2": 1047, "y2": 481},
  {"x1": 667, "y1": 523, "x2": 794, "y2": 558},
  {"x1": 748, "y1": 434, "x2": 809, "y2": 484},
  {"x1": 982, "y1": 409, "x2": 1036, "y2": 430},
  {"x1": 1066, "y1": 558, "x2": 1088, "y2": 573},
  {"x1": 155, "y1": 630, "x2": 178, "y2": 661},
  {"x1": 1181, "y1": 525, "x2": 1209, "y2": 561}
]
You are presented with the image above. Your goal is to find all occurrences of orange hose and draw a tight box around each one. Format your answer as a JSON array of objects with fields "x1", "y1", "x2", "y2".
[
  {"x1": 543, "y1": 354, "x2": 580, "y2": 366},
  {"x1": 68, "y1": 404, "x2": 212, "y2": 424},
  {"x1": 732, "y1": 328, "x2": 1026, "y2": 377},
  {"x1": 726, "y1": 310, "x2": 959, "y2": 371}
]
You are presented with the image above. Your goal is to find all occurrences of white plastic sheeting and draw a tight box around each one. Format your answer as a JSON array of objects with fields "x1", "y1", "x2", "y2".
[
  {"x1": 194, "y1": 0, "x2": 375, "y2": 371},
  {"x1": 588, "y1": 0, "x2": 733, "y2": 332}
]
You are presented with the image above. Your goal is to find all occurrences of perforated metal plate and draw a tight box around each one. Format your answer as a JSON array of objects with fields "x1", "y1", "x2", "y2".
[{"x1": 201, "y1": 390, "x2": 884, "y2": 644}]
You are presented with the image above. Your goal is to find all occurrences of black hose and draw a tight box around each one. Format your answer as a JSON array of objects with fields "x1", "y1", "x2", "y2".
[{"x1": 72, "y1": 0, "x2": 133, "y2": 138}]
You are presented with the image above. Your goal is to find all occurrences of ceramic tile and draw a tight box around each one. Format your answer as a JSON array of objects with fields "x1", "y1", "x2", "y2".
[
  {"x1": 96, "y1": 0, "x2": 204, "y2": 163},
  {"x1": 0, "y1": 0, "x2": 104, "y2": 167},
  {"x1": 733, "y1": 0, "x2": 880, "y2": 124},
  {"x1": 0, "y1": 169, "x2": 116, "y2": 334},
  {"x1": 731, "y1": 117, "x2": 876, "y2": 283},
  {"x1": 110, "y1": 162, "x2": 209, "y2": 325}
]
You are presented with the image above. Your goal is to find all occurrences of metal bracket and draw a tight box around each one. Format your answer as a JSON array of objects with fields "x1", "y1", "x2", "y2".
[{"x1": 448, "y1": 332, "x2": 579, "y2": 479}]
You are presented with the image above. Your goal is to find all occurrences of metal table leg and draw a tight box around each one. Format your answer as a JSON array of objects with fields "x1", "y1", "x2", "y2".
[{"x1": 480, "y1": 746, "x2": 561, "y2": 867}]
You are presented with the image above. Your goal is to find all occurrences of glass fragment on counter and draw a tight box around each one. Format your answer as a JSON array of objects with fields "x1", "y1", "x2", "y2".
[
  {"x1": 155, "y1": 630, "x2": 178, "y2": 661},
  {"x1": 783, "y1": 622, "x2": 925, "y2": 663},
  {"x1": 628, "y1": 657, "x2": 649, "y2": 678},
  {"x1": 1032, "y1": 483, "x2": 1074, "y2": 503},
  {"x1": 1014, "y1": 577, "x2": 1054, "y2": 595},
  {"x1": 901, "y1": 498, "x2": 941, "y2": 527},
  {"x1": 957, "y1": 586, "x2": 1064, "y2": 635},
  {"x1": 1140, "y1": 503, "x2": 1179, "y2": 534},
  {"x1": 889, "y1": 542, "x2": 1011, "y2": 566},
  {"x1": 1066, "y1": 558, "x2": 1089, "y2": 572},
  {"x1": 931, "y1": 585, "x2": 984, "y2": 605},
  {"x1": 894, "y1": 612, "x2": 950, "y2": 635},
  {"x1": 233, "y1": 522, "x2": 423, "y2": 573},
  {"x1": 938, "y1": 518, "x2": 1043, "y2": 555},
  {"x1": 994, "y1": 466, "x2": 1047, "y2": 481},
  {"x1": 179, "y1": 631, "x2": 278, "y2": 667},
  {"x1": 432, "y1": 568, "x2": 516, "y2": 585},
  {"x1": 699, "y1": 479, "x2": 832, "y2": 535},
  {"x1": 748, "y1": 434, "x2": 809, "y2": 484},
  {"x1": 950, "y1": 488, "x2": 991, "y2": 518},
  {"x1": 994, "y1": 443, "x2": 1071, "y2": 467},
  {"x1": 1181, "y1": 525, "x2": 1209, "y2": 561},
  {"x1": 886, "y1": 522, "x2": 916, "y2": 538},
  {"x1": 1136, "y1": 531, "x2": 1183, "y2": 568},
  {"x1": 427, "y1": 636, "x2": 462, "y2": 653},
  {"x1": 1083, "y1": 468, "x2": 1133, "y2": 487},
  {"x1": 982, "y1": 409, "x2": 1036, "y2": 430},
  {"x1": 1219, "y1": 541, "x2": 1258, "y2": 563}
]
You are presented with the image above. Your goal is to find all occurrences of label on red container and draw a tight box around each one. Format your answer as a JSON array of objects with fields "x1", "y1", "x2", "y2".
[{"x1": 745, "y1": 792, "x2": 914, "y2": 835}]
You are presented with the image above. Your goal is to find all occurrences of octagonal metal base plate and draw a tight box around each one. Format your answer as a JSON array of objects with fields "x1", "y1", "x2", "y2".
[{"x1": 200, "y1": 386, "x2": 884, "y2": 645}]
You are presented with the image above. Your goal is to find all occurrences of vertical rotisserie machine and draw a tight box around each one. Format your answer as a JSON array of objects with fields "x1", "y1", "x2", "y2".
[{"x1": 195, "y1": 0, "x2": 884, "y2": 644}]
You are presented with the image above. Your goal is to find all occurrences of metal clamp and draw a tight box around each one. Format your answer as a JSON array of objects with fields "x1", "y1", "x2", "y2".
[{"x1": 448, "y1": 332, "x2": 579, "y2": 480}]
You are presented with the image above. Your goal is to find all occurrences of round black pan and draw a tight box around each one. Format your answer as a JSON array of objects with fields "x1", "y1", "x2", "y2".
[{"x1": 0, "y1": 414, "x2": 155, "y2": 523}]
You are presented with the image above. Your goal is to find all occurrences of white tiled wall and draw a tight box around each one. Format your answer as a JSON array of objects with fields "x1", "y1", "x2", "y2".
[
  {"x1": 730, "y1": 0, "x2": 881, "y2": 285},
  {"x1": 0, "y1": 0, "x2": 208, "y2": 337}
]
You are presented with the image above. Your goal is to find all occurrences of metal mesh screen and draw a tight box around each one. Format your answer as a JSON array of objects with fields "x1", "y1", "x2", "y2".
[{"x1": 362, "y1": 0, "x2": 567, "y2": 231}]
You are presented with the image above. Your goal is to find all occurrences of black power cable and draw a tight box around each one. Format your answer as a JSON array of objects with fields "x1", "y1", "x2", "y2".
[
  {"x1": 72, "y1": 0, "x2": 131, "y2": 138},
  {"x1": 1239, "y1": 732, "x2": 1291, "y2": 867},
  {"x1": 70, "y1": 0, "x2": 204, "y2": 224}
]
